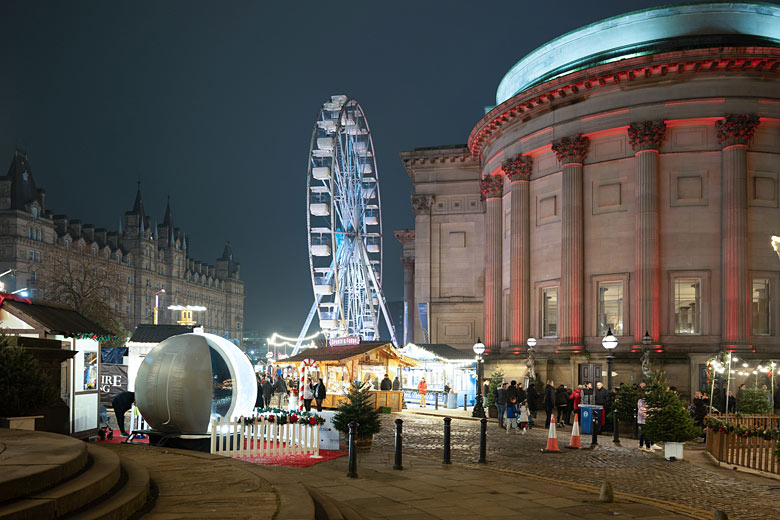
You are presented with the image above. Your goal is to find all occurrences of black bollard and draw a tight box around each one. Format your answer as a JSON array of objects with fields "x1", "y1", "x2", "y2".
[
  {"x1": 612, "y1": 406, "x2": 620, "y2": 444},
  {"x1": 393, "y1": 419, "x2": 403, "y2": 470},
  {"x1": 463, "y1": 393, "x2": 467, "y2": 411},
  {"x1": 633, "y1": 410, "x2": 639, "y2": 440},
  {"x1": 591, "y1": 410, "x2": 599, "y2": 446},
  {"x1": 478, "y1": 418, "x2": 487, "y2": 463},
  {"x1": 442, "y1": 417, "x2": 452, "y2": 464},
  {"x1": 435, "y1": 391, "x2": 439, "y2": 410},
  {"x1": 347, "y1": 421, "x2": 359, "y2": 478}
]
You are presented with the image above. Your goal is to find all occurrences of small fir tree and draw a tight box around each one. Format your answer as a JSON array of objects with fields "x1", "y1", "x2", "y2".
[
  {"x1": 485, "y1": 369, "x2": 505, "y2": 409},
  {"x1": 643, "y1": 378, "x2": 699, "y2": 443},
  {"x1": 0, "y1": 338, "x2": 58, "y2": 417},
  {"x1": 612, "y1": 384, "x2": 641, "y2": 422},
  {"x1": 332, "y1": 382, "x2": 382, "y2": 437},
  {"x1": 737, "y1": 387, "x2": 772, "y2": 415}
]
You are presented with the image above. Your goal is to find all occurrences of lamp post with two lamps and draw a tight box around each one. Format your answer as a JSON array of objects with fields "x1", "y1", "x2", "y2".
[{"x1": 472, "y1": 338, "x2": 486, "y2": 418}]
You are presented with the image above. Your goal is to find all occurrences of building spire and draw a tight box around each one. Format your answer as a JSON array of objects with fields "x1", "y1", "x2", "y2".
[{"x1": 132, "y1": 180, "x2": 145, "y2": 218}]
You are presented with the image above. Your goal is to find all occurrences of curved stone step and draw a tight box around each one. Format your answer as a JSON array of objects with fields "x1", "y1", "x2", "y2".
[
  {"x1": 65, "y1": 457, "x2": 149, "y2": 520},
  {"x1": 0, "y1": 429, "x2": 87, "y2": 504},
  {"x1": 0, "y1": 445, "x2": 120, "y2": 520}
]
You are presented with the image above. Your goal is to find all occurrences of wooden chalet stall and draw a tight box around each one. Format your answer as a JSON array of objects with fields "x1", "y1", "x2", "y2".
[{"x1": 277, "y1": 342, "x2": 415, "y2": 412}]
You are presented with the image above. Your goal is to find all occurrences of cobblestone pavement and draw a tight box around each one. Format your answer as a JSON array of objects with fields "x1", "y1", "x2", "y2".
[{"x1": 373, "y1": 413, "x2": 780, "y2": 520}]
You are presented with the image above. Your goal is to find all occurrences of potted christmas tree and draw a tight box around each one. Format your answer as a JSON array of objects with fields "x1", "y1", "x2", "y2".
[
  {"x1": 642, "y1": 379, "x2": 699, "y2": 460},
  {"x1": 0, "y1": 340, "x2": 58, "y2": 430},
  {"x1": 485, "y1": 369, "x2": 504, "y2": 418},
  {"x1": 332, "y1": 382, "x2": 382, "y2": 450}
]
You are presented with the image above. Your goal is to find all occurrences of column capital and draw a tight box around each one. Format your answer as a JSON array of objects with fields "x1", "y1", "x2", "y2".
[
  {"x1": 628, "y1": 120, "x2": 666, "y2": 152},
  {"x1": 411, "y1": 195, "x2": 434, "y2": 215},
  {"x1": 552, "y1": 134, "x2": 590, "y2": 165},
  {"x1": 501, "y1": 154, "x2": 533, "y2": 182},
  {"x1": 481, "y1": 174, "x2": 505, "y2": 199},
  {"x1": 716, "y1": 114, "x2": 760, "y2": 147}
]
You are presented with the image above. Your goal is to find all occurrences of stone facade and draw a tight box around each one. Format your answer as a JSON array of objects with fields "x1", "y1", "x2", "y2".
[
  {"x1": 0, "y1": 150, "x2": 244, "y2": 341},
  {"x1": 399, "y1": 3, "x2": 780, "y2": 396}
]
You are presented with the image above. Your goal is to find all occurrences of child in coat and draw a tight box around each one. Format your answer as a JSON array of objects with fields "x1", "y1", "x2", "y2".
[
  {"x1": 517, "y1": 400, "x2": 530, "y2": 434},
  {"x1": 505, "y1": 401, "x2": 518, "y2": 433}
]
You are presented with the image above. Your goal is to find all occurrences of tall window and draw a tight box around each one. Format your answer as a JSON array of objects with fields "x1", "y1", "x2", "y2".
[
  {"x1": 542, "y1": 287, "x2": 558, "y2": 338},
  {"x1": 597, "y1": 281, "x2": 623, "y2": 335},
  {"x1": 674, "y1": 278, "x2": 701, "y2": 334},
  {"x1": 752, "y1": 279, "x2": 770, "y2": 336}
]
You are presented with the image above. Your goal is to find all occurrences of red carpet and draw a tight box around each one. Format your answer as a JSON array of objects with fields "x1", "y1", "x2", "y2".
[{"x1": 97, "y1": 429, "x2": 149, "y2": 444}]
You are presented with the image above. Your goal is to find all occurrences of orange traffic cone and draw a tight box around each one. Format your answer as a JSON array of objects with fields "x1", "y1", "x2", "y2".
[
  {"x1": 541, "y1": 414, "x2": 561, "y2": 453},
  {"x1": 567, "y1": 412, "x2": 582, "y2": 449}
]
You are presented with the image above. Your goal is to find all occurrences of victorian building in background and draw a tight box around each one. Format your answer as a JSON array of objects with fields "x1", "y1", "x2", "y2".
[
  {"x1": 399, "y1": 2, "x2": 780, "y2": 395},
  {"x1": 0, "y1": 150, "x2": 245, "y2": 344}
]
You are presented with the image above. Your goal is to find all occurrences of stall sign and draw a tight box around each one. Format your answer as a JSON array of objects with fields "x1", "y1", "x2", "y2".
[
  {"x1": 329, "y1": 336, "x2": 361, "y2": 347},
  {"x1": 99, "y1": 364, "x2": 128, "y2": 407}
]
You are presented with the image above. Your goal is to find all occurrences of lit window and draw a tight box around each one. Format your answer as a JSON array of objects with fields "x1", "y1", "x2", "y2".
[
  {"x1": 674, "y1": 278, "x2": 701, "y2": 334},
  {"x1": 542, "y1": 287, "x2": 558, "y2": 338},
  {"x1": 597, "y1": 281, "x2": 623, "y2": 335},
  {"x1": 31, "y1": 207, "x2": 38, "y2": 219},
  {"x1": 752, "y1": 279, "x2": 770, "y2": 336}
]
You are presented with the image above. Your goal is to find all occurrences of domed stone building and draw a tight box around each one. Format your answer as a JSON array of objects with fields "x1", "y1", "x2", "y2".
[{"x1": 398, "y1": 2, "x2": 780, "y2": 394}]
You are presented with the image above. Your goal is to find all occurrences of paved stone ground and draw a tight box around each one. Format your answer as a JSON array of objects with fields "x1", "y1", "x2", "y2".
[{"x1": 372, "y1": 413, "x2": 780, "y2": 520}]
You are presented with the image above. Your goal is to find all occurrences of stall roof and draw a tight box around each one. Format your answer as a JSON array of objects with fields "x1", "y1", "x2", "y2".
[
  {"x1": 128, "y1": 324, "x2": 195, "y2": 344},
  {"x1": 280, "y1": 342, "x2": 415, "y2": 366},
  {"x1": 3, "y1": 299, "x2": 110, "y2": 336},
  {"x1": 406, "y1": 343, "x2": 475, "y2": 361}
]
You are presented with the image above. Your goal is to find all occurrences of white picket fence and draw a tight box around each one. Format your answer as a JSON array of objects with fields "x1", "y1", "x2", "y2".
[{"x1": 210, "y1": 416, "x2": 321, "y2": 459}]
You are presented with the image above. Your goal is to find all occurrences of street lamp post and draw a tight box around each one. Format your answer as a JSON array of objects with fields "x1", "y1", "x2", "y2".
[
  {"x1": 153, "y1": 289, "x2": 166, "y2": 325},
  {"x1": 472, "y1": 338, "x2": 486, "y2": 418},
  {"x1": 602, "y1": 328, "x2": 619, "y2": 443}
]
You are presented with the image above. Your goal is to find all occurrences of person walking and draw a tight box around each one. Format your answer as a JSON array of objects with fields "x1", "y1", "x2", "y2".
[
  {"x1": 517, "y1": 399, "x2": 530, "y2": 434},
  {"x1": 637, "y1": 396, "x2": 651, "y2": 451},
  {"x1": 380, "y1": 373, "x2": 392, "y2": 391},
  {"x1": 555, "y1": 384, "x2": 569, "y2": 428},
  {"x1": 544, "y1": 379, "x2": 556, "y2": 429},
  {"x1": 255, "y1": 374, "x2": 265, "y2": 411},
  {"x1": 314, "y1": 378, "x2": 327, "y2": 412},
  {"x1": 418, "y1": 378, "x2": 428, "y2": 407},
  {"x1": 111, "y1": 391, "x2": 135, "y2": 437},
  {"x1": 594, "y1": 381, "x2": 609, "y2": 430},
  {"x1": 275, "y1": 373, "x2": 288, "y2": 409},
  {"x1": 526, "y1": 382, "x2": 539, "y2": 427},
  {"x1": 496, "y1": 382, "x2": 508, "y2": 428},
  {"x1": 302, "y1": 376, "x2": 314, "y2": 411},
  {"x1": 505, "y1": 398, "x2": 518, "y2": 434},
  {"x1": 392, "y1": 376, "x2": 401, "y2": 390},
  {"x1": 262, "y1": 375, "x2": 274, "y2": 409}
]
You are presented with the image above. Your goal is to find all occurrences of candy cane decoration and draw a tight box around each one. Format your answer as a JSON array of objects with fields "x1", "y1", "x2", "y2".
[{"x1": 299, "y1": 358, "x2": 317, "y2": 411}]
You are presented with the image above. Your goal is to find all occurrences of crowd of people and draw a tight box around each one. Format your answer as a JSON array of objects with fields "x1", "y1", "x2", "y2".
[{"x1": 254, "y1": 372, "x2": 328, "y2": 412}]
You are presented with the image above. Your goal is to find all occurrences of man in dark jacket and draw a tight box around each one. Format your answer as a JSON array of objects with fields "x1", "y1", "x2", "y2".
[
  {"x1": 517, "y1": 382, "x2": 527, "y2": 406},
  {"x1": 555, "y1": 384, "x2": 569, "y2": 428},
  {"x1": 594, "y1": 381, "x2": 609, "y2": 431},
  {"x1": 313, "y1": 378, "x2": 327, "y2": 411},
  {"x1": 262, "y1": 375, "x2": 274, "y2": 408},
  {"x1": 507, "y1": 380, "x2": 519, "y2": 405},
  {"x1": 275, "y1": 374, "x2": 288, "y2": 408},
  {"x1": 111, "y1": 390, "x2": 135, "y2": 437},
  {"x1": 380, "y1": 374, "x2": 393, "y2": 391},
  {"x1": 544, "y1": 380, "x2": 556, "y2": 429},
  {"x1": 255, "y1": 374, "x2": 265, "y2": 410},
  {"x1": 526, "y1": 382, "x2": 539, "y2": 425},
  {"x1": 392, "y1": 376, "x2": 401, "y2": 390}
]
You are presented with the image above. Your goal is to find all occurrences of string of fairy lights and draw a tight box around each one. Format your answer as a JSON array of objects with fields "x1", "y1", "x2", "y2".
[{"x1": 263, "y1": 331, "x2": 323, "y2": 362}]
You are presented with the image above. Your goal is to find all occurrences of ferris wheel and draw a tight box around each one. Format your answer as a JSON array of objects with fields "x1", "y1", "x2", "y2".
[{"x1": 295, "y1": 94, "x2": 397, "y2": 352}]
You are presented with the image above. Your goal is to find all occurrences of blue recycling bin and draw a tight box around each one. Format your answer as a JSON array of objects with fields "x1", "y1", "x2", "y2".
[
  {"x1": 446, "y1": 392, "x2": 458, "y2": 409},
  {"x1": 579, "y1": 405, "x2": 603, "y2": 435}
]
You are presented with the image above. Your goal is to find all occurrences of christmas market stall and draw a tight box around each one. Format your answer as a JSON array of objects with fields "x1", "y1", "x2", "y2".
[
  {"x1": 275, "y1": 341, "x2": 415, "y2": 411},
  {"x1": 398, "y1": 343, "x2": 477, "y2": 408}
]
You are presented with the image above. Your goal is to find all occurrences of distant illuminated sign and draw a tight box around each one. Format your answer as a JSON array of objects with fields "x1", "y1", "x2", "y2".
[{"x1": 329, "y1": 336, "x2": 361, "y2": 347}]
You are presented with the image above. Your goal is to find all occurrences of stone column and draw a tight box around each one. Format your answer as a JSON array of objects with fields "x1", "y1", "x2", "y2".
[
  {"x1": 481, "y1": 174, "x2": 505, "y2": 355},
  {"x1": 716, "y1": 114, "x2": 760, "y2": 346},
  {"x1": 551, "y1": 134, "x2": 590, "y2": 349},
  {"x1": 502, "y1": 154, "x2": 533, "y2": 352},
  {"x1": 411, "y1": 195, "x2": 434, "y2": 343},
  {"x1": 401, "y1": 257, "x2": 415, "y2": 344},
  {"x1": 628, "y1": 121, "x2": 666, "y2": 343}
]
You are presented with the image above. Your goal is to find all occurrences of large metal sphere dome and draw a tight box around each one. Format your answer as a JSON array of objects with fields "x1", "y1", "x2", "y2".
[
  {"x1": 135, "y1": 333, "x2": 256, "y2": 435},
  {"x1": 496, "y1": 2, "x2": 780, "y2": 105}
]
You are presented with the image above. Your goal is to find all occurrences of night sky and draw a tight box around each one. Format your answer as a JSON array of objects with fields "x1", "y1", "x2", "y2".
[{"x1": 0, "y1": 0, "x2": 679, "y2": 337}]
